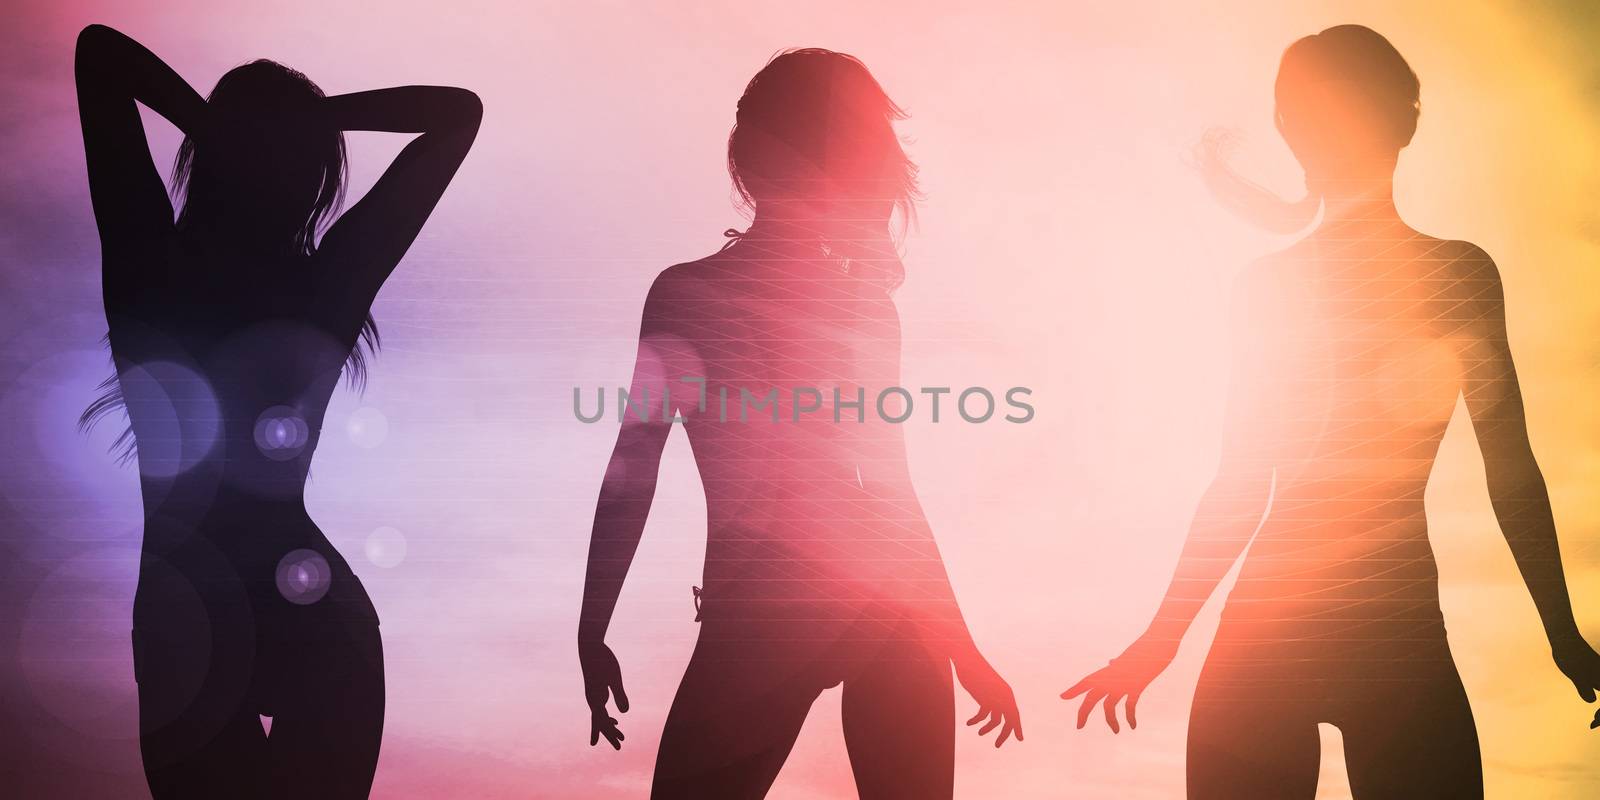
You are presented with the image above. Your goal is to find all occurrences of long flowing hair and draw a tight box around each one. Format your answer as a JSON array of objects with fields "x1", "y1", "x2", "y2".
[
  {"x1": 726, "y1": 48, "x2": 920, "y2": 290},
  {"x1": 81, "y1": 59, "x2": 379, "y2": 462}
]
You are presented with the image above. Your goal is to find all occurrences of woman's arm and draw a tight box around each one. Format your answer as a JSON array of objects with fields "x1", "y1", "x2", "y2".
[
  {"x1": 313, "y1": 86, "x2": 481, "y2": 299},
  {"x1": 577, "y1": 273, "x2": 699, "y2": 749},
  {"x1": 1457, "y1": 250, "x2": 1600, "y2": 710},
  {"x1": 1132, "y1": 462, "x2": 1274, "y2": 657},
  {"x1": 1061, "y1": 433, "x2": 1273, "y2": 733},
  {"x1": 867, "y1": 301, "x2": 1020, "y2": 745},
  {"x1": 866, "y1": 421, "x2": 976, "y2": 650},
  {"x1": 577, "y1": 398, "x2": 667, "y2": 751},
  {"x1": 1064, "y1": 268, "x2": 1278, "y2": 732},
  {"x1": 878, "y1": 431, "x2": 1023, "y2": 746},
  {"x1": 75, "y1": 24, "x2": 206, "y2": 259}
]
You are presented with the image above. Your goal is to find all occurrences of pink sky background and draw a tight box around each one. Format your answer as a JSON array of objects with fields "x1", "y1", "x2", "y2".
[{"x1": 3, "y1": 1, "x2": 1600, "y2": 797}]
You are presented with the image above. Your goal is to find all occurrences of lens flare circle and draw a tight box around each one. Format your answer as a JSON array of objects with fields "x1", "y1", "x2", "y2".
[
  {"x1": 275, "y1": 548, "x2": 331, "y2": 605},
  {"x1": 254, "y1": 406, "x2": 310, "y2": 461},
  {"x1": 365, "y1": 526, "x2": 408, "y2": 568},
  {"x1": 117, "y1": 360, "x2": 224, "y2": 478},
  {"x1": 345, "y1": 406, "x2": 389, "y2": 449},
  {"x1": 16, "y1": 546, "x2": 142, "y2": 742}
]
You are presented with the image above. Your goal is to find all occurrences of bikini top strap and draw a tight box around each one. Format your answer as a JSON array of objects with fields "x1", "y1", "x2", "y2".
[{"x1": 717, "y1": 228, "x2": 745, "y2": 253}]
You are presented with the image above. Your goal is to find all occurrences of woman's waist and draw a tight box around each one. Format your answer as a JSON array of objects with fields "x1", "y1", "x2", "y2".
[
  {"x1": 702, "y1": 492, "x2": 930, "y2": 531},
  {"x1": 1218, "y1": 579, "x2": 1446, "y2": 633},
  {"x1": 1226, "y1": 565, "x2": 1442, "y2": 605},
  {"x1": 139, "y1": 515, "x2": 345, "y2": 568},
  {"x1": 688, "y1": 580, "x2": 930, "y2": 630},
  {"x1": 1241, "y1": 504, "x2": 1435, "y2": 566},
  {"x1": 1260, "y1": 486, "x2": 1431, "y2": 523},
  {"x1": 137, "y1": 453, "x2": 317, "y2": 512},
  {"x1": 134, "y1": 518, "x2": 375, "y2": 620},
  {"x1": 139, "y1": 495, "x2": 320, "y2": 548},
  {"x1": 1206, "y1": 612, "x2": 1455, "y2": 681},
  {"x1": 700, "y1": 526, "x2": 942, "y2": 584},
  {"x1": 1268, "y1": 468, "x2": 1432, "y2": 504},
  {"x1": 132, "y1": 557, "x2": 378, "y2": 630},
  {"x1": 693, "y1": 555, "x2": 951, "y2": 623}
]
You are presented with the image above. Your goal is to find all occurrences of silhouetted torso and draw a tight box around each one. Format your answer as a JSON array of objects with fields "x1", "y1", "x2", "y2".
[
  {"x1": 113, "y1": 235, "x2": 378, "y2": 630},
  {"x1": 1216, "y1": 225, "x2": 1492, "y2": 687},
  {"x1": 648, "y1": 236, "x2": 936, "y2": 634}
]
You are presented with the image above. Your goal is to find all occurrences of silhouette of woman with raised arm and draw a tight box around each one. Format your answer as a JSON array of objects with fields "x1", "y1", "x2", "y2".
[
  {"x1": 578, "y1": 49, "x2": 1020, "y2": 799},
  {"x1": 1063, "y1": 25, "x2": 1600, "y2": 799},
  {"x1": 74, "y1": 24, "x2": 480, "y2": 797}
]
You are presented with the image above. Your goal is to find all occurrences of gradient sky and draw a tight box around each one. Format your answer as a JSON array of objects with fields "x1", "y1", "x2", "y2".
[{"x1": 3, "y1": 1, "x2": 1599, "y2": 797}]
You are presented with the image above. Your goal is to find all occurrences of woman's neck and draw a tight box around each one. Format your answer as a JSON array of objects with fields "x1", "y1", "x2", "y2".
[
  {"x1": 746, "y1": 202, "x2": 890, "y2": 242},
  {"x1": 739, "y1": 209, "x2": 904, "y2": 288},
  {"x1": 1313, "y1": 175, "x2": 1407, "y2": 236}
]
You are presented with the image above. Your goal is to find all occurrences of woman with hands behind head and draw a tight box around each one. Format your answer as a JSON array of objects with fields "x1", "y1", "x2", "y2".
[{"x1": 76, "y1": 24, "x2": 479, "y2": 798}]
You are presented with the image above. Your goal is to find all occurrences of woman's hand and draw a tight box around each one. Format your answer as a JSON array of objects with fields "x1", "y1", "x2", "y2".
[
  {"x1": 1550, "y1": 631, "x2": 1600, "y2": 729},
  {"x1": 1062, "y1": 635, "x2": 1177, "y2": 733},
  {"x1": 954, "y1": 648, "x2": 1023, "y2": 747},
  {"x1": 579, "y1": 639, "x2": 629, "y2": 749}
]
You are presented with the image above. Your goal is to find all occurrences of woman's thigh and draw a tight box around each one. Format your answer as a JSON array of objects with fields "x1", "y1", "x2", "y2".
[
  {"x1": 839, "y1": 638, "x2": 954, "y2": 800},
  {"x1": 651, "y1": 634, "x2": 830, "y2": 800},
  {"x1": 1187, "y1": 663, "x2": 1322, "y2": 800},
  {"x1": 1338, "y1": 664, "x2": 1480, "y2": 800},
  {"x1": 134, "y1": 627, "x2": 266, "y2": 799},
  {"x1": 263, "y1": 622, "x2": 386, "y2": 799}
]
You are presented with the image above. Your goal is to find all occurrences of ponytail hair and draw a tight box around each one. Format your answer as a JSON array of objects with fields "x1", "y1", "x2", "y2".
[{"x1": 1195, "y1": 127, "x2": 1323, "y2": 234}]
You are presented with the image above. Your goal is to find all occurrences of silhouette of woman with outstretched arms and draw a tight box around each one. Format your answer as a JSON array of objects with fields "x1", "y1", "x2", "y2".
[
  {"x1": 1063, "y1": 25, "x2": 1600, "y2": 799},
  {"x1": 578, "y1": 48, "x2": 1020, "y2": 799},
  {"x1": 74, "y1": 24, "x2": 480, "y2": 798}
]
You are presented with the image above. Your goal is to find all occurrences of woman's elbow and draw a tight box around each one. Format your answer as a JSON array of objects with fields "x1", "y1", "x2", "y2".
[
  {"x1": 441, "y1": 88, "x2": 483, "y2": 133},
  {"x1": 75, "y1": 24, "x2": 118, "y2": 75},
  {"x1": 77, "y1": 23, "x2": 116, "y2": 47}
]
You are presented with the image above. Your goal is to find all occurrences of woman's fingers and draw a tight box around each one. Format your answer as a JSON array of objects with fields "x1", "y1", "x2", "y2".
[
  {"x1": 1061, "y1": 671, "x2": 1102, "y2": 700},
  {"x1": 996, "y1": 717, "x2": 1018, "y2": 747},
  {"x1": 591, "y1": 712, "x2": 624, "y2": 749},
  {"x1": 1103, "y1": 692, "x2": 1122, "y2": 734},
  {"x1": 1573, "y1": 678, "x2": 1596, "y2": 703},
  {"x1": 611, "y1": 675, "x2": 631, "y2": 713},
  {"x1": 599, "y1": 716, "x2": 624, "y2": 750},
  {"x1": 1066, "y1": 676, "x2": 1146, "y2": 733},
  {"x1": 978, "y1": 711, "x2": 1002, "y2": 736},
  {"x1": 1075, "y1": 689, "x2": 1107, "y2": 729},
  {"x1": 966, "y1": 706, "x2": 990, "y2": 727}
]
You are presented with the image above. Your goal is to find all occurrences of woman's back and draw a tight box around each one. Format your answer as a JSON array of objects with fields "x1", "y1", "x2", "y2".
[
  {"x1": 109, "y1": 244, "x2": 361, "y2": 518},
  {"x1": 644, "y1": 237, "x2": 933, "y2": 614},
  {"x1": 1225, "y1": 227, "x2": 1500, "y2": 656},
  {"x1": 109, "y1": 243, "x2": 389, "y2": 632}
]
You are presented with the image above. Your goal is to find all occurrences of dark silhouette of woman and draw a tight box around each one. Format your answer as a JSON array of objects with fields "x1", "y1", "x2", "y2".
[
  {"x1": 578, "y1": 49, "x2": 1020, "y2": 799},
  {"x1": 1063, "y1": 25, "x2": 1600, "y2": 799},
  {"x1": 74, "y1": 24, "x2": 480, "y2": 798}
]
